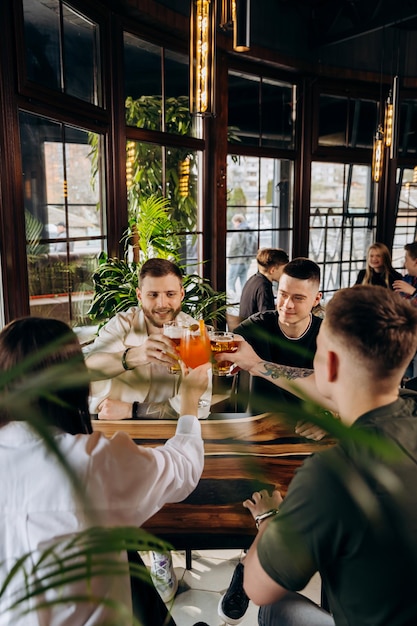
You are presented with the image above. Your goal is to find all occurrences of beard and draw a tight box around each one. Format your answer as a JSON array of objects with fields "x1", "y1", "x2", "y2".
[{"x1": 141, "y1": 304, "x2": 182, "y2": 329}]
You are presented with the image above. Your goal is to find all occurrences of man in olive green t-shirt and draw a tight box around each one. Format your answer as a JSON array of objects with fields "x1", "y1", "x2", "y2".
[{"x1": 217, "y1": 285, "x2": 417, "y2": 625}]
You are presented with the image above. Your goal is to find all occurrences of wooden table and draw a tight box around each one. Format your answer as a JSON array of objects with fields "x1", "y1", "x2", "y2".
[{"x1": 93, "y1": 412, "x2": 334, "y2": 567}]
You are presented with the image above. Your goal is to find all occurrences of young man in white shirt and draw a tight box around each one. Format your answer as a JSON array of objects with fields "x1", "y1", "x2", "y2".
[{"x1": 85, "y1": 258, "x2": 212, "y2": 602}]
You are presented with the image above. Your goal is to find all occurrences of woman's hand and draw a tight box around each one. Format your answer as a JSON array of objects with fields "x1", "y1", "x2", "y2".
[{"x1": 180, "y1": 363, "x2": 211, "y2": 415}]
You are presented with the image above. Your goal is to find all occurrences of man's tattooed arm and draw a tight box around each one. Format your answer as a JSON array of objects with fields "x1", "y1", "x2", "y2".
[
  {"x1": 257, "y1": 362, "x2": 314, "y2": 381},
  {"x1": 248, "y1": 360, "x2": 336, "y2": 410}
]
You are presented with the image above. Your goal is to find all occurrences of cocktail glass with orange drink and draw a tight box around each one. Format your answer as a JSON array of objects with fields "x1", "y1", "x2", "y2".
[{"x1": 179, "y1": 320, "x2": 212, "y2": 369}]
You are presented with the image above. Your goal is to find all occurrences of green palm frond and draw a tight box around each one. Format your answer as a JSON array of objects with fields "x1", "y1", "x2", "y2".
[
  {"x1": 1, "y1": 526, "x2": 170, "y2": 625},
  {"x1": 25, "y1": 210, "x2": 48, "y2": 261},
  {"x1": 127, "y1": 195, "x2": 181, "y2": 262}
]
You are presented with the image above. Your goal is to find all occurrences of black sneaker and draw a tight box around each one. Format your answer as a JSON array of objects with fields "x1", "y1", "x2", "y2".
[{"x1": 218, "y1": 562, "x2": 249, "y2": 625}]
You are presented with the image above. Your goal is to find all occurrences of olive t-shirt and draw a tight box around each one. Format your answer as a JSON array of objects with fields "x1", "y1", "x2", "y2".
[{"x1": 257, "y1": 396, "x2": 417, "y2": 625}]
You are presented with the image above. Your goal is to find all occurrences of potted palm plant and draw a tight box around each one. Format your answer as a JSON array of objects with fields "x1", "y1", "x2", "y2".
[{"x1": 87, "y1": 194, "x2": 228, "y2": 327}]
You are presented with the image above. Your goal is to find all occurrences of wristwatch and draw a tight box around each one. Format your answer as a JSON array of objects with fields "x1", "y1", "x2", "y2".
[{"x1": 255, "y1": 508, "x2": 279, "y2": 529}]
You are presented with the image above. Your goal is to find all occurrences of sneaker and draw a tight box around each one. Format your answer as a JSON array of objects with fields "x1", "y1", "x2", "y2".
[
  {"x1": 150, "y1": 551, "x2": 178, "y2": 604},
  {"x1": 218, "y1": 562, "x2": 249, "y2": 625}
]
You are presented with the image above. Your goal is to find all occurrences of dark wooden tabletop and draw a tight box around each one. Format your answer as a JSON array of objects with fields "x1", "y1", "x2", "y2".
[{"x1": 93, "y1": 412, "x2": 335, "y2": 552}]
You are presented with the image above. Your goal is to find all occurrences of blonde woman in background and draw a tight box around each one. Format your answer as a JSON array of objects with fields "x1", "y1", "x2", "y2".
[{"x1": 354, "y1": 242, "x2": 402, "y2": 288}]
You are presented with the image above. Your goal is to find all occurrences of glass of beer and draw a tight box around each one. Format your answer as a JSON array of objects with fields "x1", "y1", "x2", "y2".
[
  {"x1": 163, "y1": 321, "x2": 184, "y2": 374},
  {"x1": 209, "y1": 330, "x2": 239, "y2": 376}
]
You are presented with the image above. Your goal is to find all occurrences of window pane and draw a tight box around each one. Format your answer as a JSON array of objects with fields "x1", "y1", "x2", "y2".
[
  {"x1": 23, "y1": 0, "x2": 61, "y2": 90},
  {"x1": 19, "y1": 111, "x2": 106, "y2": 327},
  {"x1": 261, "y1": 79, "x2": 295, "y2": 149},
  {"x1": 165, "y1": 49, "x2": 196, "y2": 137},
  {"x1": 124, "y1": 34, "x2": 162, "y2": 131},
  {"x1": 318, "y1": 94, "x2": 377, "y2": 148},
  {"x1": 309, "y1": 162, "x2": 375, "y2": 300},
  {"x1": 126, "y1": 140, "x2": 201, "y2": 267},
  {"x1": 228, "y1": 72, "x2": 260, "y2": 146},
  {"x1": 22, "y1": 0, "x2": 101, "y2": 105},
  {"x1": 318, "y1": 95, "x2": 348, "y2": 146},
  {"x1": 352, "y1": 99, "x2": 377, "y2": 149},
  {"x1": 124, "y1": 35, "x2": 197, "y2": 138},
  {"x1": 62, "y1": 4, "x2": 100, "y2": 104},
  {"x1": 226, "y1": 155, "x2": 293, "y2": 300},
  {"x1": 398, "y1": 100, "x2": 417, "y2": 156},
  {"x1": 392, "y1": 168, "x2": 417, "y2": 266}
]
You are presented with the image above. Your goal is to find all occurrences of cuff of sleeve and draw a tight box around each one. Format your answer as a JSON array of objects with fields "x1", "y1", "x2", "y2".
[{"x1": 176, "y1": 414, "x2": 201, "y2": 436}]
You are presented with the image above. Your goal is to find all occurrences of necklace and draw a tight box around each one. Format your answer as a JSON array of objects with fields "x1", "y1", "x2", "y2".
[{"x1": 279, "y1": 313, "x2": 312, "y2": 341}]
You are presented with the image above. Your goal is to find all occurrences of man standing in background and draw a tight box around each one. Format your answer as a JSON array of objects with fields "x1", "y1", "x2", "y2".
[
  {"x1": 228, "y1": 214, "x2": 257, "y2": 296},
  {"x1": 239, "y1": 248, "x2": 289, "y2": 321}
]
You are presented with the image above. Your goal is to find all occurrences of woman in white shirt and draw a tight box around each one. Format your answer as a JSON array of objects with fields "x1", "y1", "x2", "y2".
[{"x1": 0, "y1": 316, "x2": 208, "y2": 626}]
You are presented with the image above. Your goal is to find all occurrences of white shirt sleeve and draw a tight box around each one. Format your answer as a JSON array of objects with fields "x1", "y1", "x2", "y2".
[{"x1": 85, "y1": 416, "x2": 204, "y2": 526}]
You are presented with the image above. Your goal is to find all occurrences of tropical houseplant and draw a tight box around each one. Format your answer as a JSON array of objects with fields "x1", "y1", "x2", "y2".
[
  {"x1": 87, "y1": 194, "x2": 228, "y2": 326},
  {"x1": 86, "y1": 93, "x2": 229, "y2": 327}
]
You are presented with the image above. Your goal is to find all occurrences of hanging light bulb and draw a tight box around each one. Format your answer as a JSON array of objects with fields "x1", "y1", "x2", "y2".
[
  {"x1": 372, "y1": 125, "x2": 384, "y2": 183},
  {"x1": 384, "y1": 90, "x2": 393, "y2": 148},
  {"x1": 389, "y1": 75, "x2": 399, "y2": 160},
  {"x1": 189, "y1": 0, "x2": 216, "y2": 116},
  {"x1": 126, "y1": 141, "x2": 136, "y2": 189},
  {"x1": 178, "y1": 157, "x2": 190, "y2": 197}
]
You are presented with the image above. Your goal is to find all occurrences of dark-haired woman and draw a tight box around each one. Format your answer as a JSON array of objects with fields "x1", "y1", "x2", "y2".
[{"x1": 0, "y1": 317, "x2": 208, "y2": 626}]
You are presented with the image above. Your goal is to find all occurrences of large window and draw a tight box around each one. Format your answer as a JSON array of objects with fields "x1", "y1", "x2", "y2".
[
  {"x1": 22, "y1": 0, "x2": 101, "y2": 105},
  {"x1": 20, "y1": 111, "x2": 105, "y2": 326},
  {"x1": 226, "y1": 69, "x2": 295, "y2": 304},
  {"x1": 309, "y1": 162, "x2": 375, "y2": 300},
  {"x1": 392, "y1": 167, "x2": 417, "y2": 267},
  {"x1": 124, "y1": 33, "x2": 201, "y2": 139},
  {"x1": 318, "y1": 94, "x2": 377, "y2": 149},
  {"x1": 125, "y1": 140, "x2": 202, "y2": 269},
  {"x1": 228, "y1": 71, "x2": 295, "y2": 149},
  {"x1": 226, "y1": 155, "x2": 293, "y2": 300},
  {"x1": 124, "y1": 31, "x2": 204, "y2": 271}
]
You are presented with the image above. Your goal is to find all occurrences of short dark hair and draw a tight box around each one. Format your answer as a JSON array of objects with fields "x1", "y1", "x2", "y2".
[
  {"x1": 0, "y1": 317, "x2": 91, "y2": 433},
  {"x1": 256, "y1": 248, "x2": 289, "y2": 269},
  {"x1": 283, "y1": 257, "x2": 320, "y2": 285},
  {"x1": 139, "y1": 258, "x2": 183, "y2": 286},
  {"x1": 326, "y1": 285, "x2": 417, "y2": 374},
  {"x1": 405, "y1": 242, "x2": 417, "y2": 260}
]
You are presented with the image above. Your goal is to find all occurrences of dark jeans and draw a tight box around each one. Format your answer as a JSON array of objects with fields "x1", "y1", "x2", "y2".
[
  {"x1": 128, "y1": 551, "x2": 176, "y2": 626},
  {"x1": 258, "y1": 591, "x2": 335, "y2": 626}
]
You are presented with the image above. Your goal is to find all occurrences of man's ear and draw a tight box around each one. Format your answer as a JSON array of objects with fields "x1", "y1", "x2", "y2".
[
  {"x1": 328, "y1": 350, "x2": 339, "y2": 382},
  {"x1": 313, "y1": 291, "x2": 323, "y2": 308},
  {"x1": 180, "y1": 286, "x2": 185, "y2": 302},
  {"x1": 136, "y1": 287, "x2": 141, "y2": 303}
]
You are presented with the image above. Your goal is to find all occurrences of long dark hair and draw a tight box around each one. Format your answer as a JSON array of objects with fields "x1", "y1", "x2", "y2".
[{"x1": 0, "y1": 317, "x2": 92, "y2": 434}]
